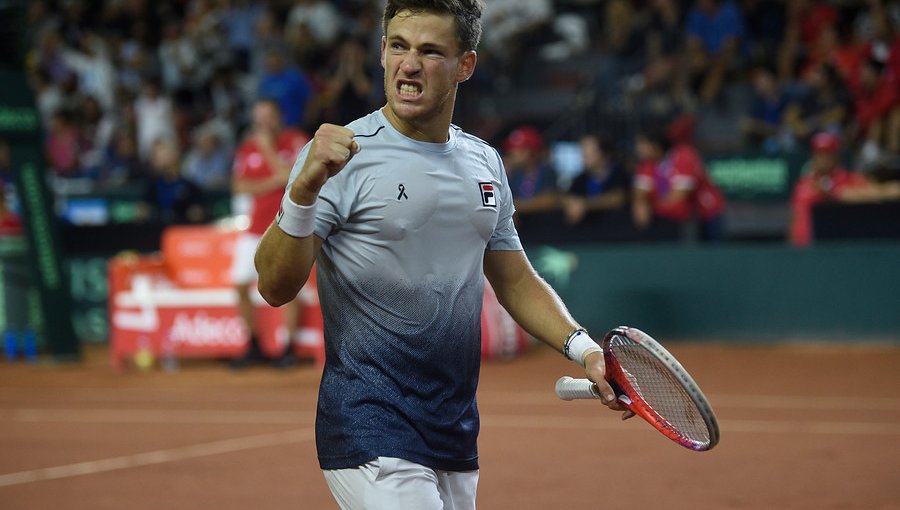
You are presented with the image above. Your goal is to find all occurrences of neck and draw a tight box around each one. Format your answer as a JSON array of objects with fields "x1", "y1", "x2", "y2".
[{"x1": 381, "y1": 98, "x2": 456, "y2": 143}]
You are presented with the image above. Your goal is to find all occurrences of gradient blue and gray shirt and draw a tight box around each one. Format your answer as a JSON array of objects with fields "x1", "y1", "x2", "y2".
[{"x1": 286, "y1": 109, "x2": 522, "y2": 472}]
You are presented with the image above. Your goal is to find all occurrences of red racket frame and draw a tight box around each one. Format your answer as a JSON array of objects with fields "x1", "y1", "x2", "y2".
[{"x1": 603, "y1": 326, "x2": 720, "y2": 451}]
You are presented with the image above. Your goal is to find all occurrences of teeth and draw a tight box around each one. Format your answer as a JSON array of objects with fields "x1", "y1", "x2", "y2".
[{"x1": 399, "y1": 84, "x2": 420, "y2": 96}]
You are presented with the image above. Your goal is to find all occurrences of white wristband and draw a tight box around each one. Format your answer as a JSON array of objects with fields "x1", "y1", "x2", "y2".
[
  {"x1": 563, "y1": 329, "x2": 603, "y2": 367},
  {"x1": 275, "y1": 196, "x2": 317, "y2": 238}
]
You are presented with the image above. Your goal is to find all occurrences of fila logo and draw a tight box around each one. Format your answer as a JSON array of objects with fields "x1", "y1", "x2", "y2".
[{"x1": 479, "y1": 182, "x2": 496, "y2": 207}]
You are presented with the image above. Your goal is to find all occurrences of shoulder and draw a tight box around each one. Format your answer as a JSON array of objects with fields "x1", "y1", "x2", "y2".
[
  {"x1": 346, "y1": 111, "x2": 388, "y2": 139},
  {"x1": 636, "y1": 161, "x2": 657, "y2": 176},
  {"x1": 452, "y1": 125, "x2": 503, "y2": 164},
  {"x1": 671, "y1": 146, "x2": 703, "y2": 171}
]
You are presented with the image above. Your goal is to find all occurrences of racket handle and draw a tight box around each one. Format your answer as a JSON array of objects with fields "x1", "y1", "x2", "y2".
[{"x1": 555, "y1": 376, "x2": 601, "y2": 401}]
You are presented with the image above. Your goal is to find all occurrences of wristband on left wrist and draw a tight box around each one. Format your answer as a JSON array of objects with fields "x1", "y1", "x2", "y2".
[{"x1": 563, "y1": 328, "x2": 603, "y2": 367}]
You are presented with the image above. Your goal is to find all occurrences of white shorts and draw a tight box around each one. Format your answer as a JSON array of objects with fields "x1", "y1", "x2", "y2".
[
  {"x1": 323, "y1": 457, "x2": 479, "y2": 510},
  {"x1": 230, "y1": 232, "x2": 261, "y2": 285}
]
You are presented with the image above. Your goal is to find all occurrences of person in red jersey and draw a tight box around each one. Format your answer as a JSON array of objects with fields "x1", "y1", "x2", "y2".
[
  {"x1": 230, "y1": 99, "x2": 310, "y2": 368},
  {"x1": 633, "y1": 116, "x2": 726, "y2": 241},
  {"x1": 788, "y1": 131, "x2": 891, "y2": 247}
]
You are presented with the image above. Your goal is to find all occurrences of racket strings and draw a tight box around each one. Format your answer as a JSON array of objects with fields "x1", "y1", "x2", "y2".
[{"x1": 610, "y1": 339, "x2": 711, "y2": 445}]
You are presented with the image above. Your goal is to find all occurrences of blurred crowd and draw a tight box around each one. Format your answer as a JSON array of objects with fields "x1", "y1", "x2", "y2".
[
  {"x1": 24, "y1": 0, "x2": 382, "y2": 194},
  {"x1": 9, "y1": 0, "x2": 900, "y2": 245}
]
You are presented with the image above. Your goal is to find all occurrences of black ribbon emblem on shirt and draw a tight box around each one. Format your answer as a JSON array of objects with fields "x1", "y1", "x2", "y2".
[{"x1": 398, "y1": 184, "x2": 409, "y2": 200}]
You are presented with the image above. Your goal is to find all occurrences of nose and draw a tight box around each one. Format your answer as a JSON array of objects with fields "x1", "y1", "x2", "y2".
[{"x1": 400, "y1": 51, "x2": 423, "y2": 75}]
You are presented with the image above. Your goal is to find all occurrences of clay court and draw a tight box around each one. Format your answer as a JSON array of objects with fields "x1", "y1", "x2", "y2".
[{"x1": 1, "y1": 342, "x2": 899, "y2": 510}]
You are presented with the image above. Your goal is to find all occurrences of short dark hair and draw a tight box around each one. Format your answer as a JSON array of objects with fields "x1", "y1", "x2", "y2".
[{"x1": 382, "y1": 0, "x2": 484, "y2": 53}]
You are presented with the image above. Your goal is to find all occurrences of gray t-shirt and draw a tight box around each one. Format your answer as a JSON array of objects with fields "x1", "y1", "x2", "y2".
[{"x1": 287, "y1": 109, "x2": 521, "y2": 471}]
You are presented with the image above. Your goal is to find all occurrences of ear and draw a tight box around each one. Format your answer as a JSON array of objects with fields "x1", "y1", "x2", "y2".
[
  {"x1": 457, "y1": 50, "x2": 477, "y2": 83},
  {"x1": 380, "y1": 36, "x2": 387, "y2": 69}
]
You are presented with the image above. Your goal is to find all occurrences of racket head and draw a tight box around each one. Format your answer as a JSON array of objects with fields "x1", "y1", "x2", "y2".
[{"x1": 603, "y1": 326, "x2": 720, "y2": 451}]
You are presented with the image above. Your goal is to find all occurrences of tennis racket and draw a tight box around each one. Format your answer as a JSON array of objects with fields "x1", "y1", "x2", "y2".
[{"x1": 555, "y1": 326, "x2": 720, "y2": 451}]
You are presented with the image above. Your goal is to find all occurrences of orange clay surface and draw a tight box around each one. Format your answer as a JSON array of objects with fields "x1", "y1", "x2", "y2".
[{"x1": 1, "y1": 342, "x2": 899, "y2": 509}]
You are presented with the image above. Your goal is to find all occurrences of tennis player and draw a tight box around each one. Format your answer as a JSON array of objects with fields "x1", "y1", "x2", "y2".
[{"x1": 255, "y1": 1, "x2": 627, "y2": 508}]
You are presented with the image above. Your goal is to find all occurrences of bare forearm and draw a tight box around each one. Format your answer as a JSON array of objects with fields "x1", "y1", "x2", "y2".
[
  {"x1": 585, "y1": 190, "x2": 627, "y2": 210},
  {"x1": 485, "y1": 251, "x2": 579, "y2": 353},
  {"x1": 254, "y1": 226, "x2": 319, "y2": 306},
  {"x1": 255, "y1": 123, "x2": 358, "y2": 304}
]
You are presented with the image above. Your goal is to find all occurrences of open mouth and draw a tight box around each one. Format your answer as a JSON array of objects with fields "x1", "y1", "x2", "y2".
[{"x1": 398, "y1": 81, "x2": 423, "y2": 99}]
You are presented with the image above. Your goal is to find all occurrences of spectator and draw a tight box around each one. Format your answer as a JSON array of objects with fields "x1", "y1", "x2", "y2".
[
  {"x1": 602, "y1": 0, "x2": 643, "y2": 59},
  {"x1": 45, "y1": 109, "x2": 82, "y2": 177},
  {"x1": 684, "y1": 0, "x2": 747, "y2": 104},
  {"x1": 182, "y1": 122, "x2": 233, "y2": 191},
  {"x1": 782, "y1": 63, "x2": 852, "y2": 150},
  {"x1": 133, "y1": 77, "x2": 176, "y2": 161},
  {"x1": 0, "y1": 140, "x2": 20, "y2": 237},
  {"x1": 562, "y1": 134, "x2": 629, "y2": 225},
  {"x1": 789, "y1": 131, "x2": 900, "y2": 247},
  {"x1": 78, "y1": 95, "x2": 117, "y2": 179},
  {"x1": 481, "y1": 0, "x2": 554, "y2": 79},
  {"x1": 503, "y1": 126, "x2": 561, "y2": 216},
  {"x1": 34, "y1": 30, "x2": 74, "y2": 86},
  {"x1": 625, "y1": 0, "x2": 685, "y2": 108},
  {"x1": 220, "y1": 0, "x2": 265, "y2": 73},
  {"x1": 0, "y1": 140, "x2": 12, "y2": 187},
  {"x1": 285, "y1": 0, "x2": 342, "y2": 69},
  {"x1": 115, "y1": 23, "x2": 154, "y2": 95},
  {"x1": 0, "y1": 182, "x2": 22, "y2": 238},
  {"x1": 845, "y1": 0, "x2": 900, "y2": 166},
  {"x1": 632, "y1": 116, "x2": 726, "y2": 241},
  {"x1": 849, "y1": 55, "x2": 900, "y2": 168},
  {"x1": 311, "y1": 36, "x2": 374, "y2": 127},
  {"x1": 777, "y1": 0, "x2": 838, "y2": 83},
  {"x1": 60, "y1": 32, "x2": 116, "y2": 111},
  {"x1": 229, "y1": 99, "x2": 309, "y2": 369},
  {"x1": 247, "y1": 8, "x2": 284, "y2": 83},
  {"x1": 741, "y1": 66, "x2": 789, "y2": 153},
  {"x1": 140, "y1": 138, "x2": 206, "y2": 225},
  {"x1": 30, "y1": 69, "x2": 64, "y2": 130},
  {"x1": 158, "y1": 17, "x2": 198, "y2": 97},
  {"x1": 742, "y1": 0, "x2": 787, "y2": 66},
  {"x1": 209, "y1": 65, "x2": 250, "y2": 136},
  {"x1": 257, "y1": 44, "x2": 315, "y2": 129},
  {"x1": 102, "y1": 131, "x2": 140, "y2": 186}
]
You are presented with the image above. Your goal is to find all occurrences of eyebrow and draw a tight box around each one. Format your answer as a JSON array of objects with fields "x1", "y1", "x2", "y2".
[{"x1": 387, "y1": 34, "x2": 451, "y2": 53}]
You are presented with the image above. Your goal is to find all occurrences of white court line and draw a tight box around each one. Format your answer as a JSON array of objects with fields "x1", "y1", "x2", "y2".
[
  {"x1": 0, "y1": 427, "x2": 314, "y2": 488},
  {"x1": 5, "y1": 408, "x2": 313, "y2": 425},
  {"x1": 1, "y1": 410, "x2": 898, "y2": 489}
]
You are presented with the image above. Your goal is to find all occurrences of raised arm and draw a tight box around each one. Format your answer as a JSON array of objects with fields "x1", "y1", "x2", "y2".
[{"x1": 255, "y1": 124, "x2": 359, "y2": 306}]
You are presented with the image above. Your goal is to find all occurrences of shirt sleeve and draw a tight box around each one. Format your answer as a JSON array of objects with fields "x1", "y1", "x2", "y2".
[{"x1": 487, "y1": 150, "x2": 523, "y2": 252}]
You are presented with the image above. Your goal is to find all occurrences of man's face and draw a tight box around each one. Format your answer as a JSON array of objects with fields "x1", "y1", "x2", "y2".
[
  {"x1": 580, "y1": 136, "x2": 605, "y2": 170},
  {"x1": 635, "y1": 137, "x2": 659, "y2": 161},
  {"x1": 252, "y1": 103, "x2": 281, "y2": 134},
  {"x1": 811, "y1": 152, "x2": 838, "y2": 175},
  {"x1": 381, "y1": 10, "x2": 476, "y2": 139}
]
